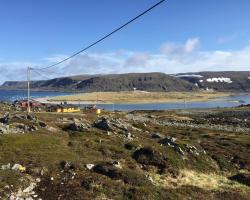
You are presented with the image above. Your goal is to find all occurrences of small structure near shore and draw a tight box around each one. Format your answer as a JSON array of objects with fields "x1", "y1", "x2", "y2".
[
  {"x1": 48, "y1": 104, "x2": 80, "y2": 113},
  {"x1": 13, "y1": 99, "x2": 42, "y2": 111}
]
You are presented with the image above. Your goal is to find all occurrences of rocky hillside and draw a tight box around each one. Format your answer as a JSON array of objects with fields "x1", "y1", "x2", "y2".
[
  {"x1": 0, "y1": 103, "x2": 249, "y2": 199},
  {"x1": 175, "y1": 71, "x2": 250, "y2": 92},
  {"x1": 1, "y1": 73, "x2": 196, "y2": 92},
  {"x1": 2, "y1": 71, "x2": 250, "y2": 92}
]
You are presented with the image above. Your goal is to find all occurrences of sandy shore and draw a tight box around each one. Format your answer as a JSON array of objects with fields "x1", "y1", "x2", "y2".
[
  {"x1": 35, "y1": 97, "x2": 96, "y2": 105},
  {"x1": 35, "y1": 91, "x2": 231, "y2": 105}
]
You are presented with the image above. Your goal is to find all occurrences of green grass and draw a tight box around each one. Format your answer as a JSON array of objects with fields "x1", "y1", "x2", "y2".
[{"x1": 0, "y1": 108, "x2": 249, "y2": 199}]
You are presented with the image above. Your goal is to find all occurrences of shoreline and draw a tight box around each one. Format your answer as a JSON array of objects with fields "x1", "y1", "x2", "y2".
[{"x1": 35, "y1": 91, "x2": 232, "y2": 105}]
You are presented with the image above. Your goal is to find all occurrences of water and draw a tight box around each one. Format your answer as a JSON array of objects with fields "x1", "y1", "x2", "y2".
[
  {"x1": 1, "y1": 90, "x2": 250, "y2": 111},
  {"x1": 93, "y1": 94, "x2": 250, "y2": 111},
  {"x1": 0, "y1": 90, "x2": 72, "y2": 102}
]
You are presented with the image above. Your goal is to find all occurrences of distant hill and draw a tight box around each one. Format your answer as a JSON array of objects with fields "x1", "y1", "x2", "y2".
[
  {"x1": 175, "y1": 71, "x2": 250, "y2": 92},
  {"x1": 2, "y1": 71, "x2": 250, "y2": 92},
  {"x1": 0, "y1": 72, "x2": 196, "y2": 92}
]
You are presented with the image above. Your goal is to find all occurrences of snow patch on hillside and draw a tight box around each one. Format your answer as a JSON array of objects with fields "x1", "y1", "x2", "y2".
[{"x1": 206, "y1": 77, "x2": 232, "y2": 83}]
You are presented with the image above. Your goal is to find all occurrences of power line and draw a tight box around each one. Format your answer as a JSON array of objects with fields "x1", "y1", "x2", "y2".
[{"x1": 36, "y1": 0, "x2": 166, "y2": 70}]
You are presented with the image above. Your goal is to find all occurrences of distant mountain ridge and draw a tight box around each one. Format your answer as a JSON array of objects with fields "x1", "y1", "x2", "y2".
[
  {"x1": 175, "y1": 71, "x2": 250, "y2": 92},
  {"x1": 2, "y1": 71, "x2": 250, "y2": 92}
]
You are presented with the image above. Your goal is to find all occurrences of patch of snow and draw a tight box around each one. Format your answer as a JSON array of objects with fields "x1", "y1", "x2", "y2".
[
  {"x1": 199, "y1": 80, "x2": 204, "y2": 83},
  {"x1": 206, "y1": 77, "x2": 232, "y2": 83},
  {"x1": 175, "y1": 74, "x2": 203, "y2": 78},
  {"x1": 206, "y1": 87, "x2": 214, "y2": 92},
  {"x1": 194, "y1": 83, "x2": 199, "y2": 87},
  {"x1": 248, "y1": 77, "x2": 250, "y2": 80}
]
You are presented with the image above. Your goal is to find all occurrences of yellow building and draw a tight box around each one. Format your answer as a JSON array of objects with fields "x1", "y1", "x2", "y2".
[{"x1": 49, "y1": 105, "x2": 80, "y2": 113}]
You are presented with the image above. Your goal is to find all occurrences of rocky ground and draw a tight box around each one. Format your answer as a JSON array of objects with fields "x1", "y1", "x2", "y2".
[{"x1": 0, "y1": 102, "x2": 249, "y2": 200}]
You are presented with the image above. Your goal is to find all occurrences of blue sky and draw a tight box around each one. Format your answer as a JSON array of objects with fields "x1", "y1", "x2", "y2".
[{"x1": 0, "y1": 0, "x2": 250, "y2": 82}]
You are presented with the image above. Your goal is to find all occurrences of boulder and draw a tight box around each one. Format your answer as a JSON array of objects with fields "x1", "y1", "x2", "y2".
[
  {"x1": 1, "y1": 163, "x2": 11, "y2": 170},
  {"x1": 68, "y1": 122, "x2": 89, "y2": 131},
  {"x1": 93, "y1": 117, "x2": 132, "y2": 133},
  {"x1": 184, "y1": 144, "x2": 205, "y2": 156},
  {"x1": 12, "y1": 114, "x2": 27, "y2": 120},
  {"x1": 14, "y1": 123, "x2": 38, "y2": 132},
  {"x1": 26, "y1": 114, "x2": 38, "y2": 122},
  {"x1": 112, "y1": 160, "x2": 122, "y2": 169},
  {"x1": 93, "y1": 118, "x2": 112, "y2": 131},
  {"x1": 86, "y1": 164, "x2": 95, "y2": 170},
  {"x1": 38, "y1": 121, "x2": 47, "y2": 128},
  {"x1": 124, "y1": 132, "x2": 134, "y2": 140},
  {"x1": 0, "y1": 113, "x2": 10, "y2": 124},
  {"x1": 12, "y1": 164, "x2": 26, "y2": 172},
  {"x1": 0, "y1": 123, "x2": 9, "y2": 134},
  {"x1": 159, "y1": 137, "x2": 177, "y2": 147},
  {"x1": 111, "y1": 118, "x2": 129, "y2": 131}
]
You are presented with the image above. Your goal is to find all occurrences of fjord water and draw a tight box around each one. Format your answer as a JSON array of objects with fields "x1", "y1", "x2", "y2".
[
  {"x1": 0, "y1": 90, "x2": 72, "y2": 102},
  {"x1": 94, "y1": 94, "x2": 250, "y2": 111},
  {"x1": 1, "y1": 90, "x2": 250, "y2": 111}
]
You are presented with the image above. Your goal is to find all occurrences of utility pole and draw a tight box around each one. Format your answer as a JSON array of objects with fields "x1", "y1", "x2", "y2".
[{"x1": 27, "y1": 67, "x2": 31, "y2": 114}]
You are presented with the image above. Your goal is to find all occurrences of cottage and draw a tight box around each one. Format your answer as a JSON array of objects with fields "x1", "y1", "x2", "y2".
[
  {"x1": 48, "y1": 104, "x2": 80, "y2": 113},
  {"x1": 20, "y1": 99, "x2": 41, "y2": 109}
]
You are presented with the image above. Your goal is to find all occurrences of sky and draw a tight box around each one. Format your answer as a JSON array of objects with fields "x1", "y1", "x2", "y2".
[{"x1": 0, "y1": 0, "x2": 250, "y2": 83}]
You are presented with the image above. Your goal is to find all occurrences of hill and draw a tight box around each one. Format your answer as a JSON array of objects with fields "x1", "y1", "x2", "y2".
[
  {"x1": 2, "y1": 71, "x2": 250, "y2": 92},
  {"x1": 1, "y1": 72, "x2": 196, "y2": 92},
  {"x1": 175, "y1": 71, "x2": 250, "y2": 92}
]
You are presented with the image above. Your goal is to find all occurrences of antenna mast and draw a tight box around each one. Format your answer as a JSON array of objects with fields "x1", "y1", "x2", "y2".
[{"x1": 27, "y1": 67, "x2": 31, "y2": 113}]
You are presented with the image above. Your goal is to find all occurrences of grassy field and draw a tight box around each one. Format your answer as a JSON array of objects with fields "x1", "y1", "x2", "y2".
[
  {"x1": 49, "y1": 91, "x2": 230, "y2": 104},
  {"x1": 0, "y1": 105, "x2": 249, "y2": 199}
]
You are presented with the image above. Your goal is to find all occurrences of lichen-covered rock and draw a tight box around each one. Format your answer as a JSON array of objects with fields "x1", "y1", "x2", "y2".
[
  {"x1": 159, "y1": 137, "x2": 177, "y2": 147},
  {"x1": 93, "y1": 117, "x2": 112, "y2": 131},
  {"x1": 68, "y1": 122, "x2": 89, "y2": 131},
  {"x1": 0, "y1": 113, "x2": 10, "y2": 124}
]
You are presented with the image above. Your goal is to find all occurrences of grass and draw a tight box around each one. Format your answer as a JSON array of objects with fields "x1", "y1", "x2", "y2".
[
  {"x1": 152, "y1": 169, "x2": 250, "y2": 193},
  {"x1": 0, "y1": 107, "x2": 249, "y2": 199},
  {"x1": 49, "y1": 91, "x2": 230, "y2": 104},
  {"x1": 0, "y1": 133, "x2": 79, "y2": 170}
]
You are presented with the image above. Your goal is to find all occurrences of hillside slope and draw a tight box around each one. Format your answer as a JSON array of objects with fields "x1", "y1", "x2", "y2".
[
  {"x1": 175, "y1": 71, "x2": 250, "y2": 92},
  {"x1": 1, "y1": 73, "x2": 196, "y2": 92},
  {"x1": 3, "y1": 71, "x2": 250, "y2": 92},
  {"x1": 0, "y1": 104, "x2": 249, "y2": 199}
]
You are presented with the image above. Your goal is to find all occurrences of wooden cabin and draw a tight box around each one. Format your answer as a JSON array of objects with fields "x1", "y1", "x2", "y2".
[
  {"x1": 20, "y1": 99, "x2": 41, "y2": 109},
  {"x1": 48, "y1": 104, "x2": 80, "y2": 113}
]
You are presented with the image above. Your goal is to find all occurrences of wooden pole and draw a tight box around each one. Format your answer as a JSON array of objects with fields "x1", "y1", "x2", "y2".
[{"x1": 27, "y1": 67, "x2": 31, "y2": 113}]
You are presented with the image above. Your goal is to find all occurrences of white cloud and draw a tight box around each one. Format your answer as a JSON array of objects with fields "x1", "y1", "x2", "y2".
[
  {"x1": 1, "y1": 37, "x2": 250, "y2": 84},
  {"x1": 161, "y1": 37, "x2": 200, "y2": 56},
  {"x1": 184, "y1": 38, "x2": 200, "y2": 53}
]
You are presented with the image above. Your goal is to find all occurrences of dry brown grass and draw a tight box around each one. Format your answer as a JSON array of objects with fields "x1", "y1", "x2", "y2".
[
  {"x1": 49, "y1": 91, "x2": 230, "y2": 104},
  {"x1": 151, "y1": 169, "x2": 250, "y2": 192}
]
